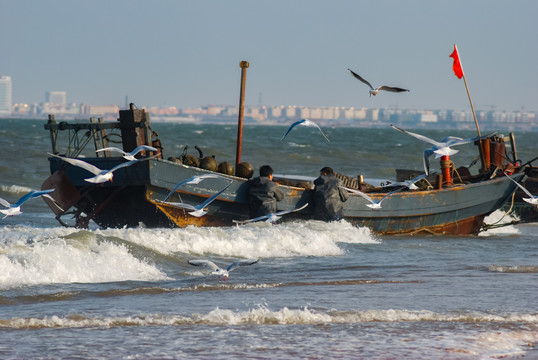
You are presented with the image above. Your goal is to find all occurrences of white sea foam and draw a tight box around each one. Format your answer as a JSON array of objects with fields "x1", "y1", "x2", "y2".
[
  {"x1": 97, "y1": 220, "x2": 378, "y2": 258},
  {"x1": 0, "y1": 226, "x2": 169, "y2": 288},
  {"x1": 0, "y1": 184, "x2": 34, "y2": 195},
  {"x1": 287, "y1": 142, "x2": 311, "y2": 148},
  {"x1": 480, "y1": 209, "x2": 521, "y2": 236},
  {"x1": 0, "y1": 221, "x2": 376, "y2": 288},
  {"x1": 2, "y1": 307, "x2": 537, "y2": 328},
  {"x1": 488, "y1": 264, "x2": 538, "y2": 273}
]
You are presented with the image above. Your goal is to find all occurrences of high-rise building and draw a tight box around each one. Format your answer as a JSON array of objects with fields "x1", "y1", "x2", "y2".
[
  {"x1": 0, "y1": 76, "x2": 12, "y2": 115},
  {"x1": 45, "y1": 91, "x2": 67, "y2": 106}
]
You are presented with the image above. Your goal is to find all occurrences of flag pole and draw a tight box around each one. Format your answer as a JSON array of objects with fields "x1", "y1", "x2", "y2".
[
  {"x1": 461, "y1": 74, "x2": 481, "y2": 137},
  {"x1": 450, "y1": 44, "x2": 487, "y2": 172}
]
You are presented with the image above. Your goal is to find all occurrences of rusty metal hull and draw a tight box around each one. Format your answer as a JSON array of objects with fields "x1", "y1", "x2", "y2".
[
  {"x1": 341, "y1": 176, "x2": 523, "y2": 235},
  {"x1": 146, "y1": 159, "x2": 524, "y2": 235},
  {"x1": 46, "y1": 156, "x2": 524, "y2": 235}
]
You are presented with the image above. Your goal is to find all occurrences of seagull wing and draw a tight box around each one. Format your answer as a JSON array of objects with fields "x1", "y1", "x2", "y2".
[
  {"x1": 51, "y1": 154, "x2": 104, "y2": 175},
  {"x1": 227, "y1": 258, "x2": 259, "y2": 272},
  {"x1": 186, "y1": 174, "x2": 226, "y2": 184},
  {"x1": 280, "y1": 120, "x2": 305, "y2": 141},
  {"x1": 378, "y1": 187, "x2": 405, "y2": 205},
  {"x1": 0, "y1": 197, "x2": 11, "y2": 208},
  {"x1": 196, "y1": 183, "x2": 232, "y2": 210},
  {"x1": 274, "y1": 202, "x2": 309, "y2": 216},
  {"x1": 108, "y1": 159, "x2": 140, "y2": 173},
  {"x1": 450, "y1": 131, "x2": 498, "y2": 147},
  {"x1": 189, "y1": 260, "x2": 220, "y2": 272},
  {"x1": 378, "y1": 86, "x2": 410, "y2": 93},
  {"x1": 423, "y1": 149, "x2": 435, "y2": 176},
  {"x1": 163, "y1": 177, "x2": 197, "y2": 202},
  {"x1": 130, "y1": 145, "x2": 159, "y2": 156},
  {"x1": 390, "y1": 125, "x2": 441, "y2": 147},
  {"x1": 41, "y1": 194, "x2": 65, "y2": 212},
  {"x1": 303, "y1": 119, "x2": 330, "y2": 142},
  {"x1": 409, "y1": 173, "x2": 429, "y2": 186},
  {"x1": 233, "y1": 214, "x2": 271, "y2": 224},
  {"x1": 504, "y1": 173, "x2": 534, "y2": 199},
  {"x1": 348, "y1": 69, "x2": 374, "y2": 90},
  {"x1": 14, "y1": 189, "x2": 55, "y2": 207},
  {"x1": 155, "y1": 200, "x2": 197, "y2": 211},
  {"x1": 96, "y1": 146, "x2": 127, "y2": 156},
  {"x1": 343, "y1": 187, "x2": 376, "y2": 204},
  {"x1": 233, "y1": 202, "x2": 308, "y2": 225}
]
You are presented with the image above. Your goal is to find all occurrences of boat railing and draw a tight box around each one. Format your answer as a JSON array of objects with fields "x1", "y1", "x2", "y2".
[{"x1": 44, "y1": 104, "x2": 155, "y2": 159}]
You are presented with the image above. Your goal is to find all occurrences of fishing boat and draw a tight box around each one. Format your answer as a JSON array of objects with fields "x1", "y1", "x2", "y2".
[{"x1": 41, "y1": 104, "x2": 527, "y2": 235}]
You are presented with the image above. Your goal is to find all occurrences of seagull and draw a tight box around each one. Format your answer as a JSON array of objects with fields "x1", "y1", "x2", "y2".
[
  {"x1": 343, "y1": 187, "x2": 404, "y2": 209},
  {"x1": 96, "y1": 145, "x2": 158, "y2": 161},
  {"x1": 163, "y1": 174, "x2": 227, "y2": 202},
  {"x1": 0, "y1": 189, "x2": 56, "y2": 218},
  {"x1": 188, "y1": 258, "x2": 259, "y2": 281},
  {"x1": 233, "y1": 203, "x2": 309, "y2": 225},
  {"x1": 390, "y1": 125, "x2": 493, "y2": 175},
  {"x1": 50, "y1": 153, "x2": 151, "y2": 183},
  {"x1": 504, "y1": 173, "x2": 538, "y2": 205},
  {"x1": 348, "y1": 68, "x2": 409, "y2": 97},
  {"x1": 157, "y1": 183, "x2": 231, "y2": 217},
  {"x1": 280, "y1": 119, "x2": 330, "y2": 142},
  {"x1": 381, "y1": 173, "x2": 432, "y2": 191}
]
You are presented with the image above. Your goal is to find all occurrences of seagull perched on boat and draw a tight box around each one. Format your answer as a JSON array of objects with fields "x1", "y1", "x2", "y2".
[
  {"x1": 504, "y1": 173, "x2": 538, "y2": 205},
  {"x1": 344, "y1": 187, "x2": 404, "y2": 209},
  {"x1": 188, "y1": 258, "x2": 259, "y2": 281},
  {"x1": 157, "y1": 183, "x2": 231, "y2": 217},
  {"x1": 233, "y1": 203, "x2": 309, "y2": 225},
  {"x1": 163, "y1": 174, "x2": 227, "y2": 202},
  {"x1": 390, "y1": 125, "x2": 493, "y2": 176},
  {"x1": 381, "y1": 173, "x2": 432, "y2": 191},
  {"x1": 50, "y1": 153, "x2": 151, "y2": 183},
  {"x1": 0, "y1": 189, "x2": 56, "y2": 218},
  {"x1": 280, "y1": 119, "x2": 330, "y2": 142},
  {"x1": 96, "y1": 145, "x2": 158, "y2": 161},
  {"x1": 348, "y1": 68, "x2": 410, "y2": 97}
]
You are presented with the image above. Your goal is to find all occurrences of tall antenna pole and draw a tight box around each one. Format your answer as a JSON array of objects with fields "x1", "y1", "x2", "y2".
[{"x1": 235, "y1": 61, "x2": 249, "y2": 169}]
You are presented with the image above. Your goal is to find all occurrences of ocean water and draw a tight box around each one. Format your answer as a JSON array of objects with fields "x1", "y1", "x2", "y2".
[{"x1": 0, "y1": 118, "x2": 537, "y2": 359}]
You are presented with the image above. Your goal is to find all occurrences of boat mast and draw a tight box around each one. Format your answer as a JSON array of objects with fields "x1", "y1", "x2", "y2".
[{"x1": 235, "y1": 61, "x2": 249, "y2": 169}]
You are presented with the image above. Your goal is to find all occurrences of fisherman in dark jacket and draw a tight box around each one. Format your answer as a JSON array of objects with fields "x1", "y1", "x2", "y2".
[
  {"x1": 313, "y1": 167, "x2": 349, "y2": 221},
  {"x1": 248, "y1": 165, "x2": 285, "y2": 218}
]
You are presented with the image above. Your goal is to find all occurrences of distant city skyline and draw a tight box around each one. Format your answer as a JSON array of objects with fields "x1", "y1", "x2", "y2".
[{"x1": 1, "y1": 1, "x2": 537, "y2": 114}]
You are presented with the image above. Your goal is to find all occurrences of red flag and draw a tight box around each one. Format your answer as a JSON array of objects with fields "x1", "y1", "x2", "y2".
[{"x1": 449, "y1": 44, "x2": 464, "y2": 79}]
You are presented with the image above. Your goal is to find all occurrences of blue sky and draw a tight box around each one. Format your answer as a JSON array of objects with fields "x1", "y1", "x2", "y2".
[{"x1": 1, "y1": 0, "x2": 537, "y2": 111}]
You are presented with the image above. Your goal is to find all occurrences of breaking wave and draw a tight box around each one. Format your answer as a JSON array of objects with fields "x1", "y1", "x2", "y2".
[
  {"x1": 1, "y1": 307, "x2": 537, "y2": 329},
  {"x1": 0, "y1": 221, "x2": 378, "y2": 288}
]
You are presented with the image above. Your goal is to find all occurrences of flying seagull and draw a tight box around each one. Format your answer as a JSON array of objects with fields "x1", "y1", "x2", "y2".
[
  {"x1": 348, "y1": 68, "x2": 409, "y2": 97},
  {"x1": 344, "y1": 187, "x2": 404, "y2": 209},
  {"x1": 163, "y1": 174, "x2": 227, "y2": 202},
  {"x1": 50, "y1": 153, "x2": 151, "y2": 183},
  {"x1": 96, "y1": 145, "x2": 158, "y2": 161},
  {"x1": 0, "y1": 189, "x2": 56, "y2": 218},
  {"x1": 233, "y1": 203, "x2": 309, "y2": 225},
  {"x1": 188, "y1": 258, "x2": 259, "y2": 281},
  {"x1": 280, "y1": 119, "x2": 330, "y2": 142},
  {"x1": 504, "y1": 173, "x2": 538, "y2": 205},
  {"x1": 390, "y1": 125, "x2": 493, "y2": 176},
  {"x1": 381, "y1": 173, "x2": 432, "y2": 191},
  {"x1": 157, "y1": 183, "x2": 231, "y2": 217}
]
